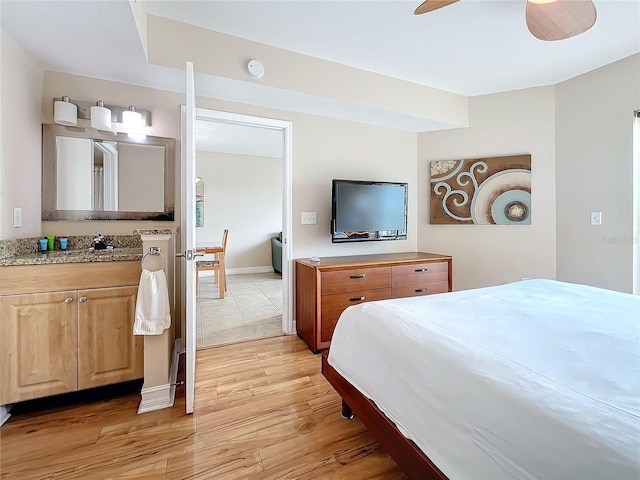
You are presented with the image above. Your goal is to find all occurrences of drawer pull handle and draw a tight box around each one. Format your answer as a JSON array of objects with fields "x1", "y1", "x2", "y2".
[
  {"x1": 64, "y1": 297, "x2": 74, "y2": 304},
  {"x1": 350, "y1": 296, "x2": 366, "y2": 302},
  {"x1": 415, "y1": 268, "x2": 429, "y2": 272},
  {"x1": 79, "y1": 296, "x2": 88, "y2": 303},
  {"x1": 350, "y1": 274, "x2": 366, "y2": 279},
  {"x1": 415, "y1": 288, "x2": 428, "y2": 293}
]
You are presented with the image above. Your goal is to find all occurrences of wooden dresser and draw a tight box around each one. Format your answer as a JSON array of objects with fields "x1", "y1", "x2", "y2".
[{"x1": 295, "y1": 252, "x2": 452, "y2": 352}]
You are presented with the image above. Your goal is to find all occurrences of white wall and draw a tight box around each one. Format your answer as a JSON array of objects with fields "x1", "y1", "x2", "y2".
[
  {"x1": 196, "y1": 151, "x2": 282, "y2": 270},
  {"x1": 555, "y1": 54, "x2": 640, "y2": 294},
  {"x1": 417, "y1": 87, "x2": 557, "y2": 291},
  {"x1": 0, "y1": 29, "x2": 43, "y2": 239},
  {"x1": 290, "y1": 115, "x2": 418, "y2": 258}
]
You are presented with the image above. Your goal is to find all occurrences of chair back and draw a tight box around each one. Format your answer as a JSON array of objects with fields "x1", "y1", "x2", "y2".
[{"x1": 221, "y1": 229, "x2": 229, "y2": 252}]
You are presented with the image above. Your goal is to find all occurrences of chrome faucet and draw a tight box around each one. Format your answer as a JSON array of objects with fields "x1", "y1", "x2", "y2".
[{"x1": 93, "y1": 232, "x2": 107, "y2": 250}]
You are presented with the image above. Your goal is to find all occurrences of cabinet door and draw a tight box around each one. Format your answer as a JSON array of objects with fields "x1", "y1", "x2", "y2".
[
  {"x1": 0, "y1": 292, "x2": 78, "y2": 404},
  {"x1": 77, "y1": 286, "x2": 143, "y2": 389}
]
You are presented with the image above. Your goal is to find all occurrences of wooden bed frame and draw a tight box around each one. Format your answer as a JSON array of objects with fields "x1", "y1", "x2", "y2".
[{"x1": 321, "y1": 352, "x2": 448, "y2": 480}]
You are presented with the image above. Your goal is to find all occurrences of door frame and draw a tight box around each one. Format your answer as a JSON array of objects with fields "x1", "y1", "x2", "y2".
[{"x1": 192, "y1": 107, "x2": 294, "y2": 334}]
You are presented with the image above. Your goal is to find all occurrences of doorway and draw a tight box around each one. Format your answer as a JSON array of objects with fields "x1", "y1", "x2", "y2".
[{"x1": 192, "y1": 108, "x2": 293, "y2": 342}]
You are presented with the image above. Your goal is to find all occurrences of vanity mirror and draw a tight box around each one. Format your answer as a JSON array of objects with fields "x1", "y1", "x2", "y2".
[{"x1": 42, "y1": 124, "x2": 175, "y2": 221}]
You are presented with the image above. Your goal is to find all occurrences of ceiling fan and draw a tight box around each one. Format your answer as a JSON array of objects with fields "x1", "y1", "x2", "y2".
[{"x1": 414, "y1": 0, "x2": 597, "y2": 41}]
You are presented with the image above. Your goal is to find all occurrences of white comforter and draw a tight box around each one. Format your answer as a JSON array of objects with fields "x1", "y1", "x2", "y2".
[{"x1": 328, "y1": 279, "x2": 640, "y2": 479}]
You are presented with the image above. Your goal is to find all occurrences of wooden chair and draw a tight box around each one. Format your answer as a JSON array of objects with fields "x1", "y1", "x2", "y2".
[{"x1": 196, "y1": 229, "x2": 229, "y2": 298}]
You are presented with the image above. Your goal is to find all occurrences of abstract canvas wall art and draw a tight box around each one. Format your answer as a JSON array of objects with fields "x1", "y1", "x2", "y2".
[
  {"x1": 195, "y1": 178, "x2": 205, "y2": 227},
  {"x1": 430, "y1": 154, "x2": 531, "y2": 225}
]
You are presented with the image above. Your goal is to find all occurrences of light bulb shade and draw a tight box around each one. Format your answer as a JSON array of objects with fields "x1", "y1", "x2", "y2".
[
  {"x1": 90, "y1": 104, "x2": 111, "y2": 130},
  {"x1": 54, "y1": 97, "x2": 77, "y2": 126},
  {"x1": 122, "y1": 108, "x2": 142, "y2": 128}
]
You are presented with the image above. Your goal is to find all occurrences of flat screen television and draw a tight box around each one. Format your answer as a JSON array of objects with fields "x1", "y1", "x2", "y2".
[{"x1": 331, "y1": 179, "x2": 408, "y2": 243}]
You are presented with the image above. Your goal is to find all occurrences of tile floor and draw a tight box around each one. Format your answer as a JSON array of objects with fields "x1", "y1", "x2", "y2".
[{"x1": 196, "y1": 272, "x2": 283, "y2": 348}]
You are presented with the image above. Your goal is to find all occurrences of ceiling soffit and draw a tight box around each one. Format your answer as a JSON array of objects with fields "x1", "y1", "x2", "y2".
[{"x1": 144, "y1": 15, "x2": 469, "y2": 133}]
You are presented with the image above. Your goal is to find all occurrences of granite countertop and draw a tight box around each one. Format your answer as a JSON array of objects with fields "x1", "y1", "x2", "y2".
[{"x1": 0, "y1": 248, "x2": 143, "y2": 266}]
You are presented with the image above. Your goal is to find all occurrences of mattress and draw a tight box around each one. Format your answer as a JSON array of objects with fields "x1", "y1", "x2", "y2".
[{"x1": 327, "y1": 279, "x2": 640, "y2": 479}]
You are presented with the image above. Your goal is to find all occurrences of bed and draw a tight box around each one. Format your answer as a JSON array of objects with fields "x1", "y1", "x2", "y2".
[{"x1": 322, "y1": 279, "x2": 640, "y2": 479}]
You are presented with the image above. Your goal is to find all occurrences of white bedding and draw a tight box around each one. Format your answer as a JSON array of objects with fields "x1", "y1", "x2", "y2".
[{"x1": 328, "y1": 279, "x2": 640, "y2": 479}]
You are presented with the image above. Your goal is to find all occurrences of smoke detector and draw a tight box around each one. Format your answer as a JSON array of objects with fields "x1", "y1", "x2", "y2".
[{"x1": 247, "y1": 59, "x2": 264, "y2": 80}]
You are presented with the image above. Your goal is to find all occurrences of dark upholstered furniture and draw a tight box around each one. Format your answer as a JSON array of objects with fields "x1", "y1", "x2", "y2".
[{"x1": 271, "y1": 232, "x2": 282, "y2": 274}]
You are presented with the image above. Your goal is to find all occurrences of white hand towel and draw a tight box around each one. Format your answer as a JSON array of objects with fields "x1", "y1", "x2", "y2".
[{"x1": 134, "y1": 269, "x2": 171, "y2": 335}]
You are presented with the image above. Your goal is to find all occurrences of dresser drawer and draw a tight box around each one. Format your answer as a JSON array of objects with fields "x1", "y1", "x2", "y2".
[
  {"x1": 392, "y1": 261, "x2": 448, "y2": 287},
  {"x1": 321, "y1": 288, "x2": 391, "y2": 318},
  {"x1": 391, "y1": 281, "x2": 449, "y2": 299},
  {"x1": 321, "y1": 267, "x2": 391, "y2": 295}
]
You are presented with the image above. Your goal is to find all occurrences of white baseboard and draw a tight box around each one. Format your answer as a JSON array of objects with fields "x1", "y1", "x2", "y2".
[
  {"x1": 137, "y1": 339, "x2": 181, "y2": 414},
  {"x1": 137, "y1": 383, "x2": 172, "y2": 414},
  {"x1": 198, "y1": 265, "x2": 276, "y2": 277},
  {"x1": 0, "y1": 405, "x2": 12, "y2": 427}
]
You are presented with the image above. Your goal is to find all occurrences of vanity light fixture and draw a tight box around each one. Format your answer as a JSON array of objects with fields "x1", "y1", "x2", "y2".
[
  {"x1": 52, "y1": 98, "x2": 152, "y2": 129},
  {"x1": 122, "y1": 105, "x2": 146, "y2": 139},
  {"x1": 122, "y1": 105, "x2": 143, "y2": 128},
  {"x1": 90, "y1": 101, "x2": 111, "y2": 130},
  {"x1": 54, "y1": 96, "x2": 78, "y2": 126}
]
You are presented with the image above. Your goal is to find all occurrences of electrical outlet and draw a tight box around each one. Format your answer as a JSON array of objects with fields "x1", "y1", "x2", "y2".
[
  {"x1": 590, "y1": 211, "x2": 602, "y2": 225},
  {"x1": 13, "y1": 208, "x2": 22, "y2": 228},
  {"x1": 301, "y1": 212, "x2": 317, "y2": 225}
]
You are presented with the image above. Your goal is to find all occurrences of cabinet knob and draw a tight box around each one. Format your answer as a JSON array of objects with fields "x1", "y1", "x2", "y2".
[
  {"x1": 349, "y1": 274, "x2": 365, "y2": 279},
  {"x1": 79, "y1": 296, "x2": 88, "y2": 303},
  {"x1": 64, "y1": 297, "x2": 74, "y2": 304},
  {"x1": 415, "y1": 268, "x2": 428, "y2": 272},
  {"x1": 350, "y1": 296, "x2": 366, "y2": 302},
  {"x1": 415, "y1": 288, "x2": 427, "y2": 293}
]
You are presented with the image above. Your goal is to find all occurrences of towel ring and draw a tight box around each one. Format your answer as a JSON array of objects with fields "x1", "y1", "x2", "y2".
[{"x1": 141, "y1": 247, "x2": 166, "y2": 272}]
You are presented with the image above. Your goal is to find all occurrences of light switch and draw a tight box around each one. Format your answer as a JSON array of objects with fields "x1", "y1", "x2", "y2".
[
  {"x1": 590, "y1": 211, "x2": 602, "y2": 225},
  {"x1": 301, "y1": 212, "x2": 317, "y2": 225},
  {"x1": 13, "y1": 208, "x2": 22, "y2": 228}
]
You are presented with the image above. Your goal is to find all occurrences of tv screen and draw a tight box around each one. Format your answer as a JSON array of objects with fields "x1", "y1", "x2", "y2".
[{"x1": 331, "y1": 179, "x2": 408, "y2": 243}]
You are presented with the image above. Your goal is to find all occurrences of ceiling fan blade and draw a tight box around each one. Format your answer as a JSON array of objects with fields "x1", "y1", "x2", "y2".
[
  {"x1": 414, "y1": 0, "x2": 460, "y2": 15},
  {"x1": 526, "y1": 0, "x2": 597, "y2": 41}
]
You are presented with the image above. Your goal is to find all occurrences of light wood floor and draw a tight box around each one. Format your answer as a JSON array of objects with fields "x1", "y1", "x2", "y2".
[{"x1": 0, "y1": 335, "x2": 407, "y2": 479}]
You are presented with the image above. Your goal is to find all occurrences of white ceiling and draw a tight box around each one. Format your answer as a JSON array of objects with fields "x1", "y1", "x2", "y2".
[
  {"x1": 1, "y1": 0, "x2": 639, "y2": 153},
  {"x1": 143, "y1": 0, "x2": 640, "y2": 96}
]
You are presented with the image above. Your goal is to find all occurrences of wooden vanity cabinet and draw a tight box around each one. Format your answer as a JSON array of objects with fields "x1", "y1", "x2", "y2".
[
  {"x1": 296, "y1": 252, "x2": 452, "y2": 353},
  {"x1": 0, "y1": 262, "x2": 143, "y2": 404},
  {"x1": 0, "y1": 291, "x2": 79, "y2": 402},
  {"x1": 77, "y1": 285, "x2": 141, "y2": 390}
]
